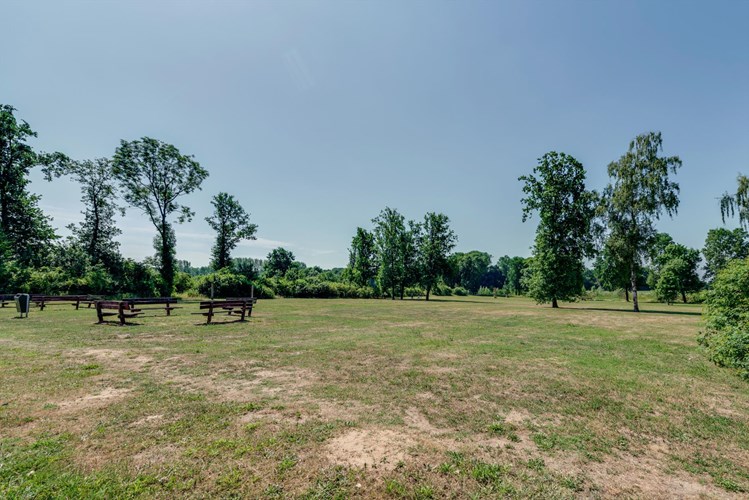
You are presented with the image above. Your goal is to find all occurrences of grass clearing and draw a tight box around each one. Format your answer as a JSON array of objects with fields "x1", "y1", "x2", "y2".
[{"x1": 1, "y1": 296, "x2": 748, "y2": 498}]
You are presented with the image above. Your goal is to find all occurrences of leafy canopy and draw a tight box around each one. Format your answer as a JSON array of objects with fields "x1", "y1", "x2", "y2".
[
  {"x1": 205, "y1": 192, "x2": 258, "y2": 270},
  {"x1": 519, "y1": 151, "x2": 597, "y2": 307}
]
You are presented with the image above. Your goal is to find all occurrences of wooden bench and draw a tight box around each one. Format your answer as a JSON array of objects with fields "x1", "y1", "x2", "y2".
[
  {"x1": 193, "y1": 299, "x2": 254, "y2": 324},
  {"x1": 0, "y1": 294, "x2": 15, "y2": 308},
  {"x1": 95, "y1": 301, "x2": 142, "y2": 325},
  {"x1": 124, "y1": 297, "x2": 181, "y2": 316},
  {"x1": 32, "y1": 295, "x2": 92, "y2": 310},
  {"x1": 226, "y1": 297, "x2": 257, "y2": 317}
]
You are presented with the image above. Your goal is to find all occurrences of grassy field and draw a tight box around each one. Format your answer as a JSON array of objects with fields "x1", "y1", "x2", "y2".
[{"x1": 1, "y1": 296, "x2": 748, "y2": 498}]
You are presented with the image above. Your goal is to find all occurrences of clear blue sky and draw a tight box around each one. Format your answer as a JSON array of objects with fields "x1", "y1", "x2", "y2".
[{"x1": 3, "y1": 0, "x2": 748, "y2": 268}]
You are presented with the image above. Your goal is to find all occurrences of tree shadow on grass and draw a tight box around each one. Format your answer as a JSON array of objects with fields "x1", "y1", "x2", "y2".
[{"x1": 574, "y1": 306, "x2": 701, "y2": 317}]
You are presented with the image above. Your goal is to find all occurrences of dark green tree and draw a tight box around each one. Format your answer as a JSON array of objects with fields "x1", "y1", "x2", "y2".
[
  {"x1": 698, "y1": 257, "x2": 749, "y2": 380},
  {"x1": 703, "y1": 227, "x2": 749, "y2": 283},
  {"x1": 416, "y1": 212, "x2": 457, "y2": 301},
  {"x1": 265, "y1": 247, "x2": 295, "y2": 277},
  {"x1": 43, "y1": 158, "x2": 124, "y2": 270},
  {"x1": 720, "y1": 174, "x2": 749, "y2": 228},
  {"x1": 112, "y1": 137, "x2": 208, "y2": 296},
  {"x1": 372, "y1": 207, "x2": 407, "y2": 299},
  {"x1": 497, "y1": 255, "x2": 528, "y2": 295},
  {"x1": 0, "y1": 104, "x2": 61, "y2": 265},
  {"x1": 519, "y1": 152, "x2": 597, "y2": 307},
  {"x1": 651, "y1": 242, "x2": 702, "y2": 303},
  {"x1": 455, "y1": 251, "x2": 492, "y2": 294},
  {"x1": 602, "y1": 132, "x2": 681, "y2": 312},
  {"x1": 205, "y1": 192, "x2": 258, "y2": 270},
  {"x1": 347, "y1": 227, "x2": 378, "y2": 288}
]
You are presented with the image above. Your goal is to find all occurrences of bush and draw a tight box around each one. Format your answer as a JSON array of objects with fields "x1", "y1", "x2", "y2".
[
  {"x1": 452, "y1": 286, "x2": 469, "y2": 296},
  {"x1": 196, "y1": 270, "x2": 275, "y2": 299},
  {"x1": 266, "y1": 276, "x2": 372, "y2": 298},
  {"x1": 698, "y1": 258, "x2": 749, "y2": 380},
  {"x1": 432, "y1": 282, "x2": 452, "y2": 296},
  {"x1": 476, "y1": 286, "x2": 494, "y2": 297},
  {"x1": 405, "y1": 286, "x2": 424, "y2": 299}
]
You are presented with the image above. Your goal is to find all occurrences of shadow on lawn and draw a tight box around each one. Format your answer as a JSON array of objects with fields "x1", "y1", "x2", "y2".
[{"x1": 575, "y1": 306, "x2": 701, "y2": 317}]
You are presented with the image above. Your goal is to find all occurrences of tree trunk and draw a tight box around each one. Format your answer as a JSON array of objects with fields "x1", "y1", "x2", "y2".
[
  {"x1": 625, "y1": 288, "x2": 629, "y2": 302},
  {"x1": 630, "y1": 264, "x2": 639, "y2": 312},
  {"x1": 681, "y1": 290, "x2": 687, "y2": 304},
  {"x1": 552, "y1": 297, "x2": 559, "y2": 308},
  {"x1": 400, "y1": 286, "x2": 404, "y2": 300},
  {"x1": 425, "y1": 286, "x2": 430, "y2": 301}
]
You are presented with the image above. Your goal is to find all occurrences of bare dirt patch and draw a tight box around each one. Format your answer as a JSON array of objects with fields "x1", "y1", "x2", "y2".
[
  {"x1": 57, "y1": 387, "x2": 132, "y2": 412},
  {"x1": 325, "y1": 428, "x2": 416, "y2": 470},
  {"x1": 69, "y1": 348, "x2": 153, "y2": 371}
]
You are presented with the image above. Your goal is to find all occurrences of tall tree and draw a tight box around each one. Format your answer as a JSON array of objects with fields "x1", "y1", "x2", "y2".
[
  {"x1": 602, "y1": 132, "x2": 681, "y2": 312},
  {"x1": 720, "y1": 174, "x2": 749, "y2": 228},
  {"x1": 651, "y1": 242, "x2": 702, "y2": 303},
  {"x1": 455, "y1": 251, "x2": 492, "y2": 294},
  {"x1": 347, "y1": 227, "x2": 378, "y2": 288},
  {"x1": 497, "y1": 255, "x2": 528, "y2": 295},
  {"x1": 519, "y1": 152, "x2": 597, "y2": 307},
  {"x1": 372, "y1": 207, "x2": 407, "y2": 300},
  {"x1": 265, "y1": 247, "x2": 295, "y2": 277},
  {"x1": 0, "y1": 104, "x2": 61, "y2": 265},
  {"x1": 205, "y1": 192, "x2": 258, "y2": 270},
  {"x1": 112, "y1": 137, "x2": 208, "y2": 295},
  {"x1": 703, "y1": 227, "x2": 749, "y2": 282},
  {"x1": 43, "y1": 158, "x2": 124, "y2": 270},
  {"x1": 417, "y1": 212, "x2": 457, "y2": 300}
]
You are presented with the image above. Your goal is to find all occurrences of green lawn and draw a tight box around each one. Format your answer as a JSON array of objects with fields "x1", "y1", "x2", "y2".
[{"x1": 1, "y1": 296, "x2": 748, "y2": 498}]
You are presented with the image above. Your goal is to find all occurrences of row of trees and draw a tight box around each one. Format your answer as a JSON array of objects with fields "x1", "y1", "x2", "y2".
[
  {"x1": 1, "y1": 105, "x2": 259, "y2": 296},
  {"x1": 3, "y1": 104, "x2": 748, "y2": 311}
]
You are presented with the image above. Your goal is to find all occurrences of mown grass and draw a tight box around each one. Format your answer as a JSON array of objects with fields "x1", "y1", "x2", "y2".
[{"x1": 0, "y1": 296, "x2": 748, "y2": 498}]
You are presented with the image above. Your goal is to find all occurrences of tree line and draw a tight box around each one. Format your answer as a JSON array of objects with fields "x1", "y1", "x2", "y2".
[{"x1": 1, "y1": 104, "x2": 748, "y2": 310}]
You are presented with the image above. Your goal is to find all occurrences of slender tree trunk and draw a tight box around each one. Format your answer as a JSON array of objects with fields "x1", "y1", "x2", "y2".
[
  {"x1": 391, "y1": 286, "x2": 395, "y2": 300},
  {"x1": 630, "y1": 264, "x2": 639, "y2": 312},
  {"x1": 425, "y1": 286, "x2": 430, "y2": 301},
  {"x1": 552, "y1": 297, "x2": 558, "y2": 308},
  {"x1": 625, "y1": 288, "x2": 629, "y2": 302},
  {"x1": 400, "y1": 285, "x2": 404, "y2": 300},
  {"x1": 681, "y1": 290, "x2": 687, "y2": 304}
]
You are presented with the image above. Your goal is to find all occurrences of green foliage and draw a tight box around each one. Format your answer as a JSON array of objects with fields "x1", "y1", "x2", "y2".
[
  {"x1": 0, "y1": 104, "x2": 62, "y2": 266},
  {"x1": 699, "y1": 258, "x2": 749, "y2": 379},
  {"x1": 265, "y1": 247, "x2": 296, "y2": 277},
  {"x1": 450, "y1": 251, "x2": 492, "y2": 294},
  {"x1": 417, "y1": 212, "x2": 457, "y2": 300},
  {"x1": 720, "y1": 174, "x2": 749, "y2": 229},
  {"x1": 195, "y1": 269, "x2": 275, "y2": 298},
  {"x1": 346, "y1": 227, "x2": 378, "y2": 287},
  {"x1": 113, "y1": 137, "x2": 209, "y2": 295},
  {"x1": 703, "y1": 227, "x2": 749, "y2": 283},
  {"x1": 452, "y1": 286, "x2": 469, "y2": 296},
  {"x1": 497, "y1": 256, "x2": 528, "y2": 295},
  {"x1": 266, "y1": 276, "x2": 372, "y2": 298},
  {"x1": 43, "y1": 157, "x2": 124, "y2": 271},
  {"x1": 372, "y1": 207, "x2": 408, "y2": 299},
  {"x1": 520, "y1": 151, "x2": 597, "y2": 307},
  {"x1": 650, "y1": 241, "x2": 702, "y2": 303},
  {"x1": 602, "y1": 131, "x2": 682, "y2": 312},
  {"x1": 205, "y1": 192, "x2": 258, "y2": 270}
]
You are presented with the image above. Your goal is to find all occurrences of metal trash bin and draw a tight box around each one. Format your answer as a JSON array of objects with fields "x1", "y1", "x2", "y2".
[{"x1": 14, "y1": 293, "x2": 30, "y2": 318}]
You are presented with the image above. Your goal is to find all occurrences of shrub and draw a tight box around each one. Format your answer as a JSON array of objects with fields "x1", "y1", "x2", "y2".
[
  {"x1": 698, "y1": 258, "x2": 749, "y2": 380},
  {"x1": 452, "y1": 286, "x2": 469, "y2": 296},
  {"x1": 432, "y1": 282, "x2": 452, "y2": 296},
  {"x1": 476, "y1": 286, "x2": 494, "y2": 297},
  {"x1": 196, "y1": 270, "x2": 274, "y2": 299}
]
